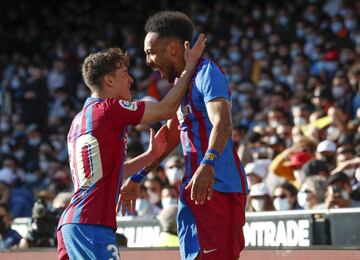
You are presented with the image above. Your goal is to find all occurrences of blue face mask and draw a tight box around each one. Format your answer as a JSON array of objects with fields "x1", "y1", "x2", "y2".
[
  {"x1": 331, "y1": 22, "x2": 342, "y2": 34},
  {"x1": 229, "y1": 51, "x2": 241, "y2": 63},
  {"x1": 29, "y1": 138, "x2": 41, "y2": 146},
  {"x1": 254, "y1": 51, "x2": 265, "y2": 60}
]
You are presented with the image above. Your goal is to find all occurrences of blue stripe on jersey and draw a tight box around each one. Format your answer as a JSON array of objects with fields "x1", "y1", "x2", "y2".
[
  {"x1": 60, "y1": 189, "x2": 86, "y2": 226},
  {"x1": 72, "y1": 185, "x2": 96, "y2": 223},
  {"x1": 85, "y1": 102, "x2": 95, "y2": 134}
]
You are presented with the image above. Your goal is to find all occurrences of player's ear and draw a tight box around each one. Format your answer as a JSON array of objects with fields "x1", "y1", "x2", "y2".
[
  {"x1": 103, "y1": 74, "x2": 113, "y2": 87},
  {"x1": 167, "y1": 40, "x2": 180, "y2": 56}
]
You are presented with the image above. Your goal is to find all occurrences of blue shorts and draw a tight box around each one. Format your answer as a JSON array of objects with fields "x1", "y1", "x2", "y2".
[
  {"x1": 57, "y1": 224, "x2": 120, "y2": 260},
  {"x1": 178, "y1": 182, "x2": 200, "y2": 260}
]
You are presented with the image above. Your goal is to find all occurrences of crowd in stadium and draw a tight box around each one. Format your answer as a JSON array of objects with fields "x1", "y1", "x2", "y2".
[{"x1": 1, "y1": 0, "x2": 360, "y2": 250}]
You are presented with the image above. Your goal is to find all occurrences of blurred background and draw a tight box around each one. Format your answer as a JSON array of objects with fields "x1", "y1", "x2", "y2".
[{"x1": 1, "y1": 0, "x2": 360, "y2": 256}]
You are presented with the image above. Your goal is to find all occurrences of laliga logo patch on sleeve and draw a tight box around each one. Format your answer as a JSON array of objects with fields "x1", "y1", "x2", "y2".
[{"x1": 119, "y1": 100, "x2": 137, "y2": 111}]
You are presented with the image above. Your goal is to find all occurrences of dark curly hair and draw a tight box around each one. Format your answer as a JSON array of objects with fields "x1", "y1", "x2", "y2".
[
  {"x1": 82, "y1": 48, "x2": 129, "y2": 91},
  {"x1": 145, "y1": 11, "x2": 194, "y2": 42}
]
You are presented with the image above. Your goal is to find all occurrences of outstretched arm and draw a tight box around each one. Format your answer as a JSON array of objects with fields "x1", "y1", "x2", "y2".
[{"x1": 117, "y1": 117, "x2": 180, "y2": 215}]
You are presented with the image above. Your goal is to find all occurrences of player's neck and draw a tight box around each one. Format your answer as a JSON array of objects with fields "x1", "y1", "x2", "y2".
[{"x1": 91, "y1": 90, "x2": 111, "y2": 99}]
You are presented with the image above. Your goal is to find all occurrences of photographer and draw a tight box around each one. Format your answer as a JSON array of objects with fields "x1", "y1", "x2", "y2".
[
  {"x1": 325, "y1": 172, "x2": 360, "y2": 209},
  {"x1": 25, "y1": 197, "x2": 60, "y2": 247},
  {"x1": 0, "y1": 203, "x2": 22, "y2": 251}
]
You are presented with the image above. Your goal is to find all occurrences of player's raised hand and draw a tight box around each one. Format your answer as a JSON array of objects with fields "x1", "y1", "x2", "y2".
[
  {"x1": 184, "y1": 33, "x2": 206, "y2": 71},
  {"x1": 147, "y1": 125, "x2": 168, "y2": 161},
  {"x1": 117, "y1": 178, "x2": 140, "y2": 216},
  {"x1": 185, "y1": 164, "x2": 215, "y2": 205}
]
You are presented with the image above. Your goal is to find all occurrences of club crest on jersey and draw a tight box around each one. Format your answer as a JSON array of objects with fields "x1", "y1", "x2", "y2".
[{"x1": 119, "y1": 100, "x2": 137, "y2": 111}]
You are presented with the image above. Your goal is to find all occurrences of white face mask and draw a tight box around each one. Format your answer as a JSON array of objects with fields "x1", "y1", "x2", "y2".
[
  {"x1": 355, "y1": 168, "x2": 360, "y2": 182},
  {"x1": 135, "y1": 198, "x2": 151, "y2": 216},
  {"x1": 148, "y1": 190, "x2": 160, "y2": 204},
  {"x1": 332, "y1": 86, "x2": 345, "y2": 98},
  {"x1": 293, "y1": 117, "x2": 307, "y2": 126},
  {"x1": 273, "y1": 197, "x2": 291, "y2": 211},
  {"x1": 297, "y1": 191, "x2": 310, "y2": 209},
  {"x1": 166, "y1": 167, "x2": 184, "y2": 185},
  {"x1": 344, "y1": 168, "x2": 356, "y2": 179},
  {"x1": 161, "y1": 197, "x2": 178, "y2": 209},
  {"x1": 326, "y1": 126, "x2": 340, "y2": 141},
  {"x1": 251, "y1": 198, "x2": 265, "y2": 212},
  {"x1": 341, "y1": 190, "x2": 350, "y2": 201},
  {"x1": 293, "y1": 170, "x2": 306, "y2": 184}
]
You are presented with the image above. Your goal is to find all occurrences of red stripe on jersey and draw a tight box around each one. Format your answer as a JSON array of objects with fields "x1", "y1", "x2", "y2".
[
  {"x1": 81, "y1": 144, "x2": 92, "y2": 179},
  {"x1": 189, "y1": 98, "x2": 208, "y2": 155},
  {"x1": 65, "y1": 190, "x2": 84, "y2": 224},
  {"x1": 232, "y1": 148, "x2": 246, "y2": 193}
]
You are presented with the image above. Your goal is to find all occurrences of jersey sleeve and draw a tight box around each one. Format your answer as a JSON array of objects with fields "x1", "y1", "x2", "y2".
[
  {"x1": 196, "y1": 62, "x2": 230, "y2": 103},
  {"x1": 103, "y1": 98, "x2": 145, "y2": 128}
]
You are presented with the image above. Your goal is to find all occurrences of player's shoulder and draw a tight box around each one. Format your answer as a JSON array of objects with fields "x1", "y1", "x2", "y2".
[
  {"x1": 101, "y1": 98, "x2": 143, "y2": 115},
  {"x1": 195, "y1": 58, "x2": 226, "y2": 79}
]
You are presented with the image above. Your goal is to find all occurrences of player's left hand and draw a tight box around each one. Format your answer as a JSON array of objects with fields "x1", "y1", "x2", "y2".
[
  {"x1": 117, "y1": 178, "x2": 140, "y2": 216},
  {"x1": 147, "y1": 125, "x2": 168, "y2": 161},
  {"x1": 185, "y1": 164, "x2": 215, "y2": 205}
]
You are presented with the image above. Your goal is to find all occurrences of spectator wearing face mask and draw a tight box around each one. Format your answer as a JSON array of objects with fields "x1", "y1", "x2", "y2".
[
  {"x1": 297, "y1": 176, "x2": 327, "y2": 209},
  {"x1": 0, "y1": 169, "x2": 34, "y2": 218},
  {"x1": 273, "y1": 182, "x2": 301, "y2": 211},
  {"x1": 244, "y1": 162, "x2": 268, "y2": 190},
  {"x1": 133, "y1": 185, "x2": 158, "y2": 219},
  {"x1": 332, "y1": 152, "x2": 360, "y2": 190},
  {"x1": 144, "y1": 177, "x2": 163, "y2": 211},
  {"x1": 161, "y1": 186, "x2": 179, "y2": 209},
  {"x1": 164, "y1": 155, "x2": 184, "y2": 191},
  {"x1": 247, "y1": 183, "x2": 274, "y2": 212},
  {"x1": 331, "y1": 70, "x2": 355, "y2": 118},
  {"x1": 324, "y1": 172, "x2": 360, "y2": 209},
  {"x1": 0, "y1": 203, "x2": 22, "y2": 251},
  {"x1": 316, "y1": 140, "x2": 337, "y2": 170}
]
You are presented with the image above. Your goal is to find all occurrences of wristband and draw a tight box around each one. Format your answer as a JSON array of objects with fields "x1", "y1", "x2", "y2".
[
  {"x1": 201, "y1": 149, "x2": 219, "y2": 166},
  {"x1": 130, "y1": 169, "x2": 147, "y2": 183}
]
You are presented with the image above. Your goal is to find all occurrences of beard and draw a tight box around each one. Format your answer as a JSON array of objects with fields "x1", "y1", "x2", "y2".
[{"x1": 165, "y1": 63, "x2": 178, "y2": 83}]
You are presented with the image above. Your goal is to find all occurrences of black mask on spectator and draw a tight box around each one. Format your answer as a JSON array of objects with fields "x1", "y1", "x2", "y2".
[
  {"x1": 323, "y1": 155, "x2": 334, "y2": 163},
  {"x1": 0, "y1": 216, "x2": 7, "y2": 236}
]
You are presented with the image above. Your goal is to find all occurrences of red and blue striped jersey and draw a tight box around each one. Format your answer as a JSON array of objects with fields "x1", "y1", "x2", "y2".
[
  {"x1": 58, "y1": 97, "x2": 145, "y2": 230},
  {"x1": 177, "y1": 58, "x2": 248, "y2": 193}
]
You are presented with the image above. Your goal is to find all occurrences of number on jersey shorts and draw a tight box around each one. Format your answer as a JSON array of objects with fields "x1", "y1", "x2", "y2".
[{"x1": 58, "y1": 224, "x2": 121, "y2": 260}]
